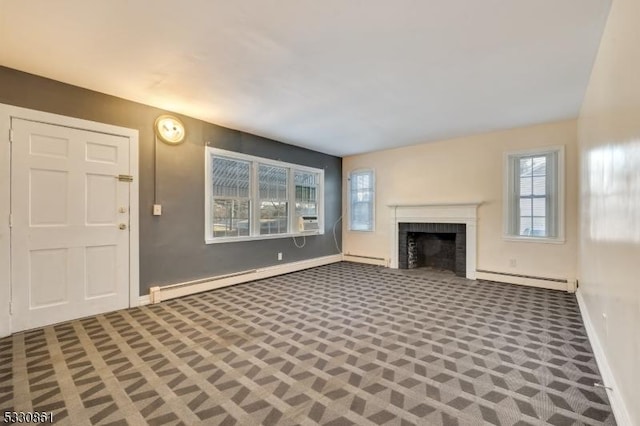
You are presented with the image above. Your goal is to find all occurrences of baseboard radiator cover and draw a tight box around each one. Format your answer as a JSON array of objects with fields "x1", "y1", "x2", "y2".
[
  {"x1": 475, "y1": 269, "x2": 576, "y2": 292},
  {"x1": 342, "y1": 253, "x2": 388, "y2": 266},
  {"x1": 148, "y1": 254, "x2": 342, "y2": 303},
  {"x1": 576, "y1": 290, "x2": 633, "y2": 426}
]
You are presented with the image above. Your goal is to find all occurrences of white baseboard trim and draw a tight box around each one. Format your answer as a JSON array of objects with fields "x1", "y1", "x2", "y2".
[
  {"x1": 342, "y1": 253, "x2": 388, "y2": 267},
  {"x1": 149, "y1": 254, "x2": 343, "y2": 303},
  {"x1": 475, "y1": 270, "x2": 570, "y2": 292},
  {"x1": 576, "y1": 290, "x2": 632, "y2": 426},
  {"x1": 138, "y1": 295, "x2": 151, "y2": 306}
]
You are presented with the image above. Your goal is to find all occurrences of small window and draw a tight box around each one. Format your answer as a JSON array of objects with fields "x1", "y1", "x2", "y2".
[
  {"x1": 504, "y1": 147, "x2": 564, "y2": 241},
  {"x1": 349, "y1": 169, "x2": 375, "y2": 231}
]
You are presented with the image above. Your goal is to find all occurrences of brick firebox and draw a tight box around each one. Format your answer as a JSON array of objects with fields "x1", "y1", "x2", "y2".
[{"x1": 398, "y1": 222, "x2": 466, "y2": 277}]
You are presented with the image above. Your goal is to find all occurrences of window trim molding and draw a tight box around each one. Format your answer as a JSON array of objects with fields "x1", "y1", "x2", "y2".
[
  {"x1": 205, "y1": 147, "x2": 324, "y2": 244},
  {"x1": 348, "y1": 168, "x2": 376, "y2": 232},
  {"x1": 503, "y1": 145, "x2": 565, "y2": 244}
]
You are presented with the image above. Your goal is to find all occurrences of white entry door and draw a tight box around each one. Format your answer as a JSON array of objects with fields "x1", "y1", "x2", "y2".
[{"x1": 11, "y1": 118, "x2": 131, "y2": 331}]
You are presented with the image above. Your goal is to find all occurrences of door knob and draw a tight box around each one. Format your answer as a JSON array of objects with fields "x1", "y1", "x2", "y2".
[{"x1": 119, "y1": 223, "x2": 127, "y2": 230}]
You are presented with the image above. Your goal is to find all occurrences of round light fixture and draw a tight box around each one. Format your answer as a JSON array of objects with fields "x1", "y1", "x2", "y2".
[{"x1": 154, "y1": 115, "x2": 186, "y2": 145}]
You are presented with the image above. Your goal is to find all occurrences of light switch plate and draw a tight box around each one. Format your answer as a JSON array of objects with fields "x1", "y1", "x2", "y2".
[{"x1": 153, "y1": 204, "x2": 162, "y2": 216}]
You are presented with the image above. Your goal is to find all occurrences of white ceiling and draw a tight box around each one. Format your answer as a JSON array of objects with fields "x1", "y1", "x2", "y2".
[{"x1": 0, "y1": 0, "x2": 611, "y2": 156}]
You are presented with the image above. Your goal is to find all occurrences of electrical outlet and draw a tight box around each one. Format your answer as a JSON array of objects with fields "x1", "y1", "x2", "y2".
[
  {"x1": 509, "y1": 258, "x2": 517, "y2": 268},
  {"x1": 277, "y1": 252, "x2": 283, "y2": 261},
  {"x1": 153, "y1": 204, "x2": 162, "y2": 216}
]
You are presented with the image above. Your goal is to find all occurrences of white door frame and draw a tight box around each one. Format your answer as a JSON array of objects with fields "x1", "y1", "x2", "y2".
[{"x1": 0, "y1": 103, "x2": 140, "y2": 338}]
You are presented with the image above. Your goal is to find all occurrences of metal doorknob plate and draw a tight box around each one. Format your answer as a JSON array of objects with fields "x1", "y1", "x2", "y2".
[{"x1": 119, "y1": 223, "x2": 127, "y2": 230}]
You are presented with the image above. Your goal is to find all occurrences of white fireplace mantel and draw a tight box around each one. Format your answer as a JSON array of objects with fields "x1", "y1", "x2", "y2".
[{"x1": 389, "y1": 203, "x2": 480, "y2": 279}]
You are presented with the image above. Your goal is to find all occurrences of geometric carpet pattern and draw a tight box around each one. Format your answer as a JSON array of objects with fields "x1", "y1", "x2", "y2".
[{"x1": 0, "y1": 262, "x2": 615, "y2": 425}]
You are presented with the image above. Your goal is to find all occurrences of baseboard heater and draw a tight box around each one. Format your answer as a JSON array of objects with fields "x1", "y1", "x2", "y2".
[
  {"x1": 148, "y1": 254, "x2": 342, "y2": 303},
  {"x1": 475, "y1": 269, "x2": 575, "y2": 292},
  {"x1": 476, "y1": 269, "x2": 567, "y2": 283},
  {"x1": 342, "y1": 253, "x2": 388, "y2": 266}
]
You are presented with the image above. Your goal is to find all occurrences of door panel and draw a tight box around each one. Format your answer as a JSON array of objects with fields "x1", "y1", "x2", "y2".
[
  {"x1": 86, "y1": 142, "x2": 118, "y2": 163},
  {"x1": 29, "y1": 248, "x2": 68, "y2": 308},
  {"x1": 86, "y1": 173, "x2": 118, "y2": 224},
  {"x1": 11, "y1": 118, "x2": 130, "y2": 331},
  {"x1": 29, "y1": 133, "x2": 69, "y2": 158},
  {"x1": 29, "y1": 169, "x2": 69, "y2": 225},
  {"x1": 85, "y1": 245, "x2": 117, "y2": 298}
]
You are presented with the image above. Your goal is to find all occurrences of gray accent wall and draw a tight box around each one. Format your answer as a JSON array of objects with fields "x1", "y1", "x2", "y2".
[{"x1": 0, "y1": 66, "x2": 342, "y2": 296}]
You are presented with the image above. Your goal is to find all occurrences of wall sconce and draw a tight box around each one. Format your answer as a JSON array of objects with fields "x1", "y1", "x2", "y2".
[{"x1": 154, "y1": 114, "x2": 186, "y2": 145}]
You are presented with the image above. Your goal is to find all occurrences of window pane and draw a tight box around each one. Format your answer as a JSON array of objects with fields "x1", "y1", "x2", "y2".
[
  {"x1": 519, "y1": 217, "x2": 532, "y2": 236},
  {"x1": 213, "y1": 199, "x2": 250, "y2": 237},
  {"x1": 258, "y1": 165, "x2": 287, "y2": 201},
  {"x1": 532, "y1": 198, "x2": 546, "y2": 217},
  {"x1": 532, "y1": 156, "x2": 546, "y2": 176},
  {"x1": 212, "y1": 156, "x2": 251, "y2": 198},
  {"x1": 532, "y1": 176, "x2": 546, "y2": 196},
  {"x1": 519, "y1": 198, "x2": 532, "y2": 216},
  {"x1": 519, "y1": 158, "x2": 533, "y2": 177},
  {"x1": 260, "y1": 201, "x2": 288, "y2": 235},
  {"x1": 296, "y1": 202, "x2": 317, "y2": 217},
  {"x1": 520, "y1": 177, "x2": 532, "y2": 196},
  {"x1": 532, "y1": 217, "x2": 546, "y2": 236},
  {"x1": 294, "y1": 171, "x2": 319, "y2": 217},
  {"x1": 352, "y1": 202, "x2": 372, "y2": 230},
  {"x1": 258, "y1": 164, "x2": 288, "y2": 234}
]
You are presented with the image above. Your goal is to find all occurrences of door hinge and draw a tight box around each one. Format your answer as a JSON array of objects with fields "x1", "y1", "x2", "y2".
[
  {"x1": 9, "y1": 301, "x2": 13, "y2": 315},
  {"x1": 117, "y1": 174, "x2": 133, "y2": 182},
  {"x1": 9, "y1": 128, "x2": 14, "y2": 143},
  {"x1": 8, "y1": 214, "x2": 12, "y2": 228}
]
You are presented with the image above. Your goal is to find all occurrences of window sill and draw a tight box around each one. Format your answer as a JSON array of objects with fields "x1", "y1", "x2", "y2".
[
  {"x1": 503, "y1": 235, "x2": 565, "y2": 244},
  {"x1": 206, "y1": 230, "x2": 323, "y2": 244}
]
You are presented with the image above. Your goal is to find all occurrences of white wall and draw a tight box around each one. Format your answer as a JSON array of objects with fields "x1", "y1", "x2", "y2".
[
  {"x1": 343, "y1": 119, "x2": 578, "y2": 283},
  {"x1": 577, "y1": 0, "x2": 640, "y2": 422}
]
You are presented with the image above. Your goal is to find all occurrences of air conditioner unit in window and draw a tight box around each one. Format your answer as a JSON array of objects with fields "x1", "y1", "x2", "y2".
[{"x1": 297, "y1": 216, "x2": 319, "y2": 232}]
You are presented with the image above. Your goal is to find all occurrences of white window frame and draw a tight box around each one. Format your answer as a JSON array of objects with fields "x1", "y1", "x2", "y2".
[
  {"x1": 205, "y1": 147, "x2": 324, "y2": 244},
  {"x1": 503, "y1": 145, "x2": 565, "y2": 243},
  {"x1": 348, "y1": 169, "x2": 375, "y2": 232}
]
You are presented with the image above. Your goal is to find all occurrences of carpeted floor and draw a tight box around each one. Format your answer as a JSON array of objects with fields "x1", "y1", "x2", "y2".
[{"x1": 0, "y1": 262, "x2": 615, "y2": 425}]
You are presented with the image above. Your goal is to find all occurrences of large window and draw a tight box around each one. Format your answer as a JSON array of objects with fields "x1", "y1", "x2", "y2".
[
  {"x1": 349, "y1": 169, "x2": 375, "y2": 231},
  {"x1": 205, "y1": 148, "x2": 324, "y2": 243},
  {"x1": 504, "y1": 146, "x2": 564, "y2": 241}
]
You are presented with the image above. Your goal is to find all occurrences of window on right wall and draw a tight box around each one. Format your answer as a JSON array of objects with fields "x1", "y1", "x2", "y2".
[{"x1": 504, "y1": 146, "x2": 565, "y2": 242}]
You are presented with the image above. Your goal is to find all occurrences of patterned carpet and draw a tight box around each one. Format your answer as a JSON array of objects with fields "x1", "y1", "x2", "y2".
[{"x1": 0, "y1": 262, "x2": 615, "y2": 425}]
